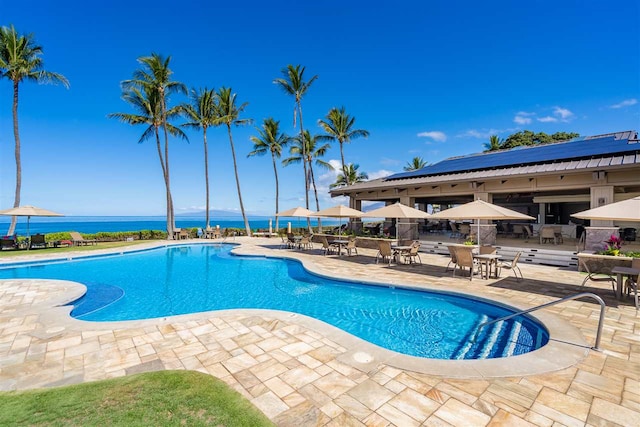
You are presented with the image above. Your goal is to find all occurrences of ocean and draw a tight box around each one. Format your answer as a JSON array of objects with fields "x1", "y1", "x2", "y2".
[{"x1": 0, "y1": 215, "x2": 337, "y2": 235}]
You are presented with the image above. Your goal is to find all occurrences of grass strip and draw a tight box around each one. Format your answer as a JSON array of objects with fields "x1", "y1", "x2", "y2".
[
  {"x1": 0, "y1": 370, "x2": 274, "y2": 426},
  {"x1": 0, "y1": 241, "x2": 152, "y2": 258}
]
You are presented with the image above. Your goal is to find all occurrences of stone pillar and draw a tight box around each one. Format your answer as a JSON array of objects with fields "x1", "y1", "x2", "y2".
[
  {"x1": 590, "y1": 186, "x2": 614, "y2": 227},
  {"x1": 584, "y1": 226, "x2": 619, "y2": 252},
  {"x1": 350, "y1": 198, "x2": 363, "y2": 233},
  {"x1": 470, "y1": 224, "x2": 497, "y2": 245},
  {"x1": 398, "y1": 196, "x2": 418, "y2": 240}
]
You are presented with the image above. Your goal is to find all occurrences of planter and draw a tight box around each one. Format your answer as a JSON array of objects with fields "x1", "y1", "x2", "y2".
[{"x1": 577, "y1": 252, "x2": 633, "y2": 274}]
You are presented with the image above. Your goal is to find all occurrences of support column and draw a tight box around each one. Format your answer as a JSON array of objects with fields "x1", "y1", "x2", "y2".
[
  {"x1": 350, "y1": 198, "x2": 363, "y2": 233},
  {"x1": 398, "y1": 196, "x2": 418, "y2": 241},
  {"x1": 590, "y1": 186, "x2": 614, "y2": 227}
]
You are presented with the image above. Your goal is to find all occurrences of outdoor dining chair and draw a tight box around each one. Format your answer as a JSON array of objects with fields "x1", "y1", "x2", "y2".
[
  {"x1": 497, "y1": 251, "x2": 524, "y2": 281},
  {"x1": 376, "y1": 240, "x2": 396, "y2": 265},
  {"x1": 400, "y1": 241, "x2": 422, "y2": 264},
  {"x1": 445, "y1": 245, "x2": 458, "y2": 272},
  {"x1": 345, "y1": 237, "x2": 358, "y2": 256},
  {"x1": 453, "y1": 246, "x2": 479, "y2": 280}
]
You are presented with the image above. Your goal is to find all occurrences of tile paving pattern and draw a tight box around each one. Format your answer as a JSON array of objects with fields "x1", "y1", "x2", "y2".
[{"x1": 0, "y1": 238, "x2": 639, "y2": 426}]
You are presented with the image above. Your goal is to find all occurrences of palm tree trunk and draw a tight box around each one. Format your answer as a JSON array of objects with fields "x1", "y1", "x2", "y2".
[
  {"x1": 7, "y1": 80, "x2": 21, "y2": 236},
  {"x1": 271, "y1": 150, "x2": 279, "y2": 233},
  {"x1": 308, "y1": 159, "x2": 322, "y2": 233},
  {"x1": 297, "y1": 101, "x2": 311, "y2": 229},
  {"x1": 203, "y1": 127, "x2": 210, "y2": 228},
  {"x1": 227, "y1": 124, "x2": 252, "y2": 237},
  {"x1": 154, "y1": 127, "x2": 173, "y2": 240},
  {"x1": 339, "y1": 142, "x2": 347, "y2": 179},
  {"x1": 160, "y1": 92, "x2": 175, "y2": 237}
]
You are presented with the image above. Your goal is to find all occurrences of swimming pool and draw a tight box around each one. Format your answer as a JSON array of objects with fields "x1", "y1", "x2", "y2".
[{"x1": 0, "y1": 244, "x2": 548, "y2": 359}]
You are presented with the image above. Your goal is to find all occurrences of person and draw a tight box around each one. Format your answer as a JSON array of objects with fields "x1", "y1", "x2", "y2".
[{"x1": 196, "y1": 228, "x2": 203, "y2": 238}]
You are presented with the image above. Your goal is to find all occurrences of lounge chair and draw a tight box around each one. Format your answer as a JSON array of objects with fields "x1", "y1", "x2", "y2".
[
  {"x1": 1, "y1": 235, "x2": 18, "y2": 251},
  {"x1": 376, "y1": 240, "x2": 396, "y2": 265},
  {"x1": 29, "y1": 234, "x2": 47, "y2": 249},
  {"x1": 453, "y1": 246, "x2": 479, "y2": 280},
  {"x1": 497, "y1": 251, "x2": 524, "y2": 281},
  {"x1": 70, "y1": 231, "x2": 97, "y2": 246},
  {"x1": 400, "y1": 241, "x2": 421, "y2": 264}
]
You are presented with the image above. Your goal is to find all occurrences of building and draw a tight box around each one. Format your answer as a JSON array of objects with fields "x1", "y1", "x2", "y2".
[{"x1": 330, "y1": 131, "x2": 640, "y2": 245}]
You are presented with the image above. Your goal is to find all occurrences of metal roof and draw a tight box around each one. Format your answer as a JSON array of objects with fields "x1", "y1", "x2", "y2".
[{"x1": 387, "y1": 130, "x2": 638, "y2": 180}]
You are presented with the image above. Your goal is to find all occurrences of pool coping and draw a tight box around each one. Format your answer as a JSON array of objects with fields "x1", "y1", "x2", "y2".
[{"x1": 1, "y1": 239, "x2": 590, "y2": 379}]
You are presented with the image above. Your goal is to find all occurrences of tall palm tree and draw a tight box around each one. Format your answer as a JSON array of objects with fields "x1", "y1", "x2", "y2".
[
  {"x1": 330, "y1": 163, "x2": 368, "y2": 189},
  {"x1": 403, "y1": 156, "x2": 428, "y2": 171},
  {"x1": 248, "y1": 118, "x2": 291, "y2": 232},
  {"x1": 273, "y1": 65, "x2": 318, "y2": 220},
  {"x1": 318, "y1": 106, "x2": 369, "y2": 178},
  {"x1": 0, "y1": 25, "x2": 69, "y2": 235},
  {"x1": 122, "y1": 53, "x2": 186, "y2": 238},
  {"x1": 181, "y1": 88, "x2": 217, "y2": 228},
  {"x1": 109, "y1": 86, "x2": 187, "y2": 230},
  {"x1": 484, "y1": 135, "x2": 503, "y2": 152},
  {"x1": 284, "y1": 131, "x2": 333, "y2": 227},
  {"x1": 214, "y1": 87, "x2": 253, "y2": 237}
]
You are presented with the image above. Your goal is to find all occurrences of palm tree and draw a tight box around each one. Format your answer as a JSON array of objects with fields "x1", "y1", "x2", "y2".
[
  {"x1": 109, "y1": 86, "x2": 187, "y2": 230},
  {"x1": 318, "y1": 106, "x2": 369, "y2": 178},
  {"x1": 283, "y1": 131, "x2": 333, "y2": 227},
  {"x1": 273, "y1": 65, "x2": 318, "y2": 219},
  {"x1": 248, "y1": 118, "x2": 291, "y2": 232},
  {"x1": 181, "y1": 88, "x2": 217, "y2": 228},
  {"x1": 330, "y1": 163, "x2": 368, "y2": 189},
  {"x1": 0, "y1": 25, "x2": 69, "y2": 235},
  {"x1": 214, "y1": 87, "x2": 253, "y2": 237},
  {"x1": 484, "y1": 135, "x2": 503, "y2": 152},
  {"x1": 122, "y1": 53, "x2": 186, "y2": 238},
  {"x1": 403, "y1": 156, "x2": 428, "y2": 171}
]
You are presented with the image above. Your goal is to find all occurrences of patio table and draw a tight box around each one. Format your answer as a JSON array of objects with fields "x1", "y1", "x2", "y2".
[
  {"x1": 392, "y1": 245, "x2": 412, "y2": 264},
  {"x1": 611, "y1": 266, "x2": 640, "y2": 300},
  {"x1": 332, "y1": 239, "x2": 349, "y2": 256},
  {"x1": 473, "y1": 254, "x2": 502, "y2": 279}
]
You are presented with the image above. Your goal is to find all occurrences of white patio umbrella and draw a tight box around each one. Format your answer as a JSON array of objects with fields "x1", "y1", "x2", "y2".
[
  {"x1": 276, "y1": 206, "x2": 315, "y2": 232},
  {"x1": 429, "y1": 199, "x2": 534, "y2": 246},
  {"x1": 0, "y1": 205, "x2": 64, "y2": 240},
  {"x1": 310, "y1": 205, "x2": 364, "y2": 234},
  {"x1": 571, "y1": 196, "x2": 640, "y2": 222},
  {"x1": 362, "y1": 202, "x2": 430, "y2": 240}
]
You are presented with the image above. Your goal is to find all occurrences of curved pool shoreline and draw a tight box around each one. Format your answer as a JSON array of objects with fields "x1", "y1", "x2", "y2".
[{"x1": 0, "y1": 239, "x2": 589, "y2": 378}]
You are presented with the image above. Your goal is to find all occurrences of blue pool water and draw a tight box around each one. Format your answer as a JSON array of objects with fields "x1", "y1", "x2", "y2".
[{"x1": 0, "y1": 244, "x2": 548, "y2": 359}]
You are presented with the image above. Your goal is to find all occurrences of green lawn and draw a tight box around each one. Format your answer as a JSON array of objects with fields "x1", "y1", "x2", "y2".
[
  {"x1": 0, "y1": 240, "x2": 153, "y2": 258},
  {"x1": 0, "y1": 370, "x2": 274, "y2": 426}
]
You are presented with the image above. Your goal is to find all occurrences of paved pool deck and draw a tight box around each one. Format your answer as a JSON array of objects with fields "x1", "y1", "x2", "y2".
[{"x1": 0, "y1": 238, "x2": 638, "y2": 426}]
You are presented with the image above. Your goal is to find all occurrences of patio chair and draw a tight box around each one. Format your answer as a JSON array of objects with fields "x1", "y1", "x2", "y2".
[
  {"x1": 29, "y1": 233, "x2": 47, "y2": 249},
  {"x1": 458, "y1": 224, "x2": 470, "y2": 238},
  {"x1": 178, "y1": 228, "x2": 190, "y2": 240},
  {"x1": 445, "y1": 245, "x2": 458, "y2": 272},
  {"x1": 624, "y1": 258, "x2": 640, "y2": 310},
  {"x1": 479, "y1": 245, "x2": 496, "y2": 255},
  {"x1": 0, "y1": 235, "x2": 18, "y2": 251},
  {"x1": 320, "y1": 236, "x2": 339, "y2": 255},
  {"x1": 578, "y1": 256, "x2": 616, "y2": 290},
  {"x1": 299, "y1": 234, "x2": 313, "y2": 250},
  {"x1": 345, "y1": 236, "x2": 358, "y2": 256},
  {"x1": 522, "y1": 225, "x2": 535, "y2": 242},
  {"x1": 497, "y1": 251, "x2": 524, "y2": 281},
  {"x1": 539, "y1": 227, "x2": 556, "y2": 244},
  {"x1": 453, "y1": 246, "x2": 479, "y2": 280},
  {"x1": 376, "y1": 240, "x2": 397, "y2": 265},
  {"x1": 400, "y1": 241, "x2": 422, "y2": 265},
  {"x1": 512, "y1": 224, "x2": 524, "y2": 238},
  {"x1": 70, "y1": 231, "x2": 97, "y2": 246},
  {"x1": 287, "y1": 233, "x2": 297, "y2": 249},
  {"x1": 449, "y1": 222, "x2": 460, "y2": 238}
]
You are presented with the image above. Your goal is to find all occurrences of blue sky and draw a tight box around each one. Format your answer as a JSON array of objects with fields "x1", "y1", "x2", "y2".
[{"x1": 1, "y1": 0, "x2": 638, "y2": 217}]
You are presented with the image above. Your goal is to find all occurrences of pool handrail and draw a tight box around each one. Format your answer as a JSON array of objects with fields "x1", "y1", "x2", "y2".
[{"x1": 477, "y1": 292, "x2": 605, "y2": 351}]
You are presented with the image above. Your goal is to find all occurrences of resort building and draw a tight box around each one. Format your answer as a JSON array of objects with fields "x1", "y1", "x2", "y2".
[{"x1": 331, "y1": 130, "x2": 640, "y2": 250}]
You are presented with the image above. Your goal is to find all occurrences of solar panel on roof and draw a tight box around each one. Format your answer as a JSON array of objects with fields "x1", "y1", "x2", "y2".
[{"x1": 388, "y1": 133, "x2": 638, "y2": 180}]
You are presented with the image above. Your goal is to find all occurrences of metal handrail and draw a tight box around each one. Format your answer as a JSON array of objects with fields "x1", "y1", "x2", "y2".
[{"x1": 478, "y1": 292, "x2": 606, "y2": 350}]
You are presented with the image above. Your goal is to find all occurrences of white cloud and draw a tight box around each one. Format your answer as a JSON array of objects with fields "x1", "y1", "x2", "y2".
[
  {"x1": 459, "y1": 128, "x2": 515, "y2": 139},
  {"x1": 609, "y1": 98, "x2": 638, "y2": 109},
  {"x1": 537, "y1": 116, "x2": 558, "y2": 123},
  {"x1": 553, "y1": 106, "x2": 574, "y2": 121},
  {"x1": 514, "y1": 115, "x2": 532, "y2": 125},
  {"x1": 379, "y1": 157, "x2": 401, "y2": 166},
  {"x1": 417, "y1": 131, "x2": 447, "y2": 142},
  {"x1": 368, "y1": 169, "x2": 394, "y2": 180}
]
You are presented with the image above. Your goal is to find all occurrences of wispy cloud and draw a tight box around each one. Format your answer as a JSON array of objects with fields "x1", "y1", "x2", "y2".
[
  {"x1": 513, "y1": 111, "x2": 534, "y2": 125},
  {"x1": 537, "y1": 116, "x2": 558, "y2": 123},
  {"x1": 379, "y1": 157, "x2": 401, "y2": 167},
  {"x1": 609, "y1": 98, "x2": 638, "y2": 109},
  {"x1": 553, "y1": 106, "x2": 574, "y2": 121},
  {"x1": 459, "y1": 128, "x2": 516, "y2": 139},
  {"x1": 417, "y1": 131, "x2": 447, "y2": 142},
  {"x1": 368, "y1": 169, "x2": 394, "y2": 180}
]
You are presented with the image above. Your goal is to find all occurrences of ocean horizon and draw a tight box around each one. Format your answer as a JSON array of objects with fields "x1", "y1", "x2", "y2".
[{"x1": 0, "y1": 215, "x2": 341, "y2": 235}]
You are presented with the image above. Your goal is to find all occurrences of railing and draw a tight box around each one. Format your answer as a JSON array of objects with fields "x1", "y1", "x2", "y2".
[{"x1": 478, "y1": 292, "x2": 606, "y2": 350}]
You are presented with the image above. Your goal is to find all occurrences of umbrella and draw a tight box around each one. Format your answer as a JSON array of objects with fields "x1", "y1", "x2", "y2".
[
  {"x1": 310, "y1": 205, "x2": 364, "y2": 234},
  {"x1": 362, "y1": 202, "x2": 430, "y2": 240},
  {"x1": 276, "y1": 206, "x2": 315, "y2": 232},
  {"x1": 0, "y1": 205, "x2": 64, "y2": 243},
  {"x1": 429, "y1": 199, "x2": 534, "y2": 246},
  {"x1": 571, "y1": 196, "x2": 640, "y2": 222}
]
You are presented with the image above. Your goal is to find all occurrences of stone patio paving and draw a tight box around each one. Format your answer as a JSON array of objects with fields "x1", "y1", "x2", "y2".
[{"x1": 0, "y1": 238, "x2": 638, "y2": 426}]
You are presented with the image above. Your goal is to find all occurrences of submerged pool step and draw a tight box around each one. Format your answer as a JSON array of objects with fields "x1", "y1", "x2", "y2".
[{"x1": 456, "y1": 320, "x2": 523, "y2": 360}]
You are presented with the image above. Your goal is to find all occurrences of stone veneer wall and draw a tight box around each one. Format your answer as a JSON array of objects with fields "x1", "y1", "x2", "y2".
[{"x1": 585, "y1": 226, "x2": 619, "y2": 252}]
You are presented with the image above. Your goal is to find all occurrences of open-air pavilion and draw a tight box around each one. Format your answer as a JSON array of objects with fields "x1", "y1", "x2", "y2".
[{"x1": 330, "y1": 131, "x2": 640, "y2": 266}]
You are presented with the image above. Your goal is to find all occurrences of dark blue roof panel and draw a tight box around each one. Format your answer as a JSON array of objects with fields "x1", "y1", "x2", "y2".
[{"x1": 388, "y1": 132, "x2": 638, "y2": 180}]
